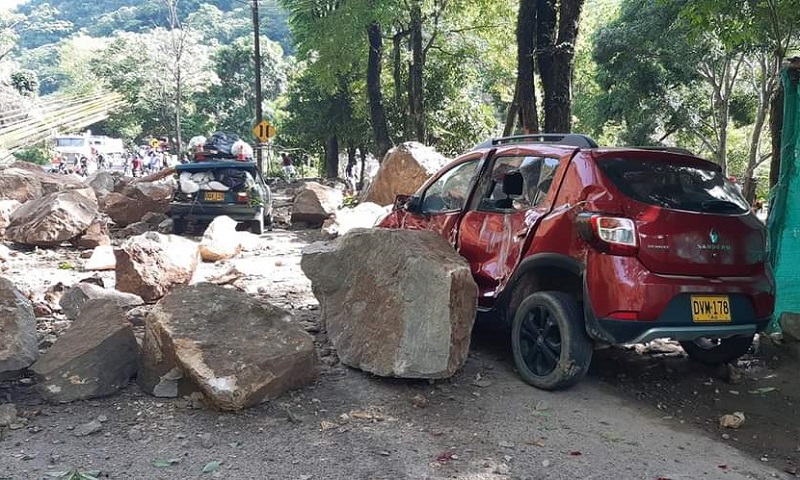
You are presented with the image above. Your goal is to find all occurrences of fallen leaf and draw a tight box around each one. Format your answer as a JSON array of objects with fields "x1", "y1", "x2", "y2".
[
  {"x1": 525, "y1": 439, "x2": 546, "y2": 447},
  {"x1": 435, "y1": 451, "x2": 456, "y2": 463},
  {"x1": 718, "y1": 465, "x2": 728, "y2": 470},
  {"x1": 569, "y1": 451, "x2": 582, "y2": 456},
  {"x1": 152, "y1": 459, "x2": 180, "y2": 468},
  {"x1": 202, "y1": 461, "x2": 221, "y2": 474}
]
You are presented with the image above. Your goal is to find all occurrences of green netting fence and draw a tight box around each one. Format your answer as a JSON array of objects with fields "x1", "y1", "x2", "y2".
[{"x1": 767, "y1": 66, "x2": 800, "y2": 332}]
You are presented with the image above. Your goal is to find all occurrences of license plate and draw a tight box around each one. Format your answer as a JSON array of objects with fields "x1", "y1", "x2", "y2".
[
  {"x1": 691, "y1": 295, "x2": 732, "y2": 322},
  {"x1": 204, "y1": 191, "x2": 225, "y2": 202}
]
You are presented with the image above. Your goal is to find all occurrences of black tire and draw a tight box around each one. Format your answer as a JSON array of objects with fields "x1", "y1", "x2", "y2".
[
  {"x1": 172, "y1": 219, "x2": 186, "y2": 235},
  {"x1": 511, "y1": 291, "x2": 593, "y2": 390},
  {"x1": 679, "y1": 335, "x2": 754, "y2": 365},
  {"x1": 251, "y1": 217, "x2": 264, "y2": 235},
  {"x1": 264, "y1": 212, "x2": 274, "y2": 231}
]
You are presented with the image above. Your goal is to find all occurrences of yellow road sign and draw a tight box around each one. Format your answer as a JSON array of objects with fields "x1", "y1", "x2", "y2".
[
  {"x1": 150, "y1": 138, "x2": 159, "y2": 148},
  {"x1": 253, "y1": 120, "x2": 276, "y2": 143}
]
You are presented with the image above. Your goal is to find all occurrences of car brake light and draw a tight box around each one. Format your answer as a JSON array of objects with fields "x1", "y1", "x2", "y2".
[
  {"x1": 608, "y1": 311, "x2": 639, "y2": 321},
  {"x1": 236, "y1": 192, "x2": 249, "y2": 203},
  {"x1": 577, "y1": 213, "x2": 638, "y2": 256}
]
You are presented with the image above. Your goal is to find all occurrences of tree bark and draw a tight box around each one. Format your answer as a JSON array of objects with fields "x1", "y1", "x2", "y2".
[
  {"x1": 769, "y1": 77, "x2": 784, "y2": 190},
  {"x1": 358, "y1": 145, "x2": 367, "y2": 190},
  {"x1": 325, "y1": 135, "x2": 339, "y2": 178},
  {"x1": 503, "y1": 82, "x2": 520, "y2": 136},
  {"x1": 367, "y1": 21, "x2": 392, "y2": 162},
  {"x1": 536, "y1": 0, "x2": 583, "y2": 133},
  {"x1": 408, "y1": 1, "x2": 425, "y2": 142},
  {"x1": 517, "y1": 0, "x2": 539, "y2": 134}
]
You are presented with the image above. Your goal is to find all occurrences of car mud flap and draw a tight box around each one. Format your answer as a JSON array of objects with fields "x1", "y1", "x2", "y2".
[{"x1": 583, "y1": 278, "x2": 617, "y2": 344}]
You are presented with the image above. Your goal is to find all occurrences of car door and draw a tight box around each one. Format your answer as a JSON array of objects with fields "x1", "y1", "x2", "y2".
[
  {"x1": 393, "y1": 157, "x2": 483, "y2": 245},
  {"x1": 456, "y1": 153, "x2": 562, "y2": 304}
]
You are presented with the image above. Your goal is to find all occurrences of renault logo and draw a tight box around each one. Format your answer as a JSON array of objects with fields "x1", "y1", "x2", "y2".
[{"x1": 709, "y1": 229, "x2": 719, "y2": 244}]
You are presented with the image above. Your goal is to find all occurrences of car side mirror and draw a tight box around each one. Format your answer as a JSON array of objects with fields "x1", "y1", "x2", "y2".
[
  {"x1": 394, "y1": 194, "x2": 411, "y2": 210},
  {"x1": 503, "y1": 171, "x2": 524, "y2": 196},
  {"x1": 405, "y1": 195, "x2": 422, "y2": 213}
]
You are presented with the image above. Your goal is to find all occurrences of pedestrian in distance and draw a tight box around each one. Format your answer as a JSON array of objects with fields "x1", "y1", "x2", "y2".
[{"x1": 282, "y1": 152, "x2": 296, "y2": 179}]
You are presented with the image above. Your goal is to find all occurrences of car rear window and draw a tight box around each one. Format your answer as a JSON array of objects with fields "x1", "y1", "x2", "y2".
[{"x1": 598, "y1": 158, "x2": 750, "y2": 214}]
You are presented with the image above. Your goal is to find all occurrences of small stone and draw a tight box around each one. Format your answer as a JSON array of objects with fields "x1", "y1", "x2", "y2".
[
  {"x1": 378, "y1": 450, "x2": 390, "y2": 456},
  {"x1": 128, "y1": 428, "x2": 143, "y2": 442},
  {"x1": 198, "y1": 432, "x2": 215, "y2": 448},
  {"x1": 97, "y1": 414, "x2": 108, "y2": 423},
  {"x1": 542, "y1": 459, "x2": 551, "y2": 468},
  {"x1": 494, "y1": 463, "x2": 510, "y2": 475},
  {"x1": 73, "y1": 419, "x2": 103, "y2": 437},
  {"x1": 411, "y1": 394, "x2": 429, "y2": 409},
  {"x1": 499, "y1": 441, "x2": 515, "y2": 449},
  {"x1": 719, "y1": 412, "x2": 745, "y2": 429},
  {"x1": 0, "y1": 403, "x2": 18, "y2": 427},
  {"x1": 722, "y1": 433, "x2": 730, "y2": 440}
]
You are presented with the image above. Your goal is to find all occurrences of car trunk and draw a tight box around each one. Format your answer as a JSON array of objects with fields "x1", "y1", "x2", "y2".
[
  {"x1": 597, "y1": 153, "x2": 766, "y2": 277},
  {"x1": 174, "y1": 163, "x2": 259, "y2": 205}
]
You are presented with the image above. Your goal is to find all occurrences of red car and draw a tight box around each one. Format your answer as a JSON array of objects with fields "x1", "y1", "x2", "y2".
[{"x1": 378, "y1": 134, "x2": 774, "y2": 390}]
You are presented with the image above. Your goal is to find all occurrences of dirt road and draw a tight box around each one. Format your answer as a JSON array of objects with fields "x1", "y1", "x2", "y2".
[{"x1": 0, "y1": 228, "x2": 793, "y2": 479}]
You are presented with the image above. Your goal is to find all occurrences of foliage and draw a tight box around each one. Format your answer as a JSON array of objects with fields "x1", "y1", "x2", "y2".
[
  {"x1": 10, "y1": 69, "x2": 37, "y2": 96},
  {"x1": 12, "y1": 144, "x2": 50, "y2": 165}
]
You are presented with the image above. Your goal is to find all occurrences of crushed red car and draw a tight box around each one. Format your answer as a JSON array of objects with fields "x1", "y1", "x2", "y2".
[{"x1": 378, "y1": 134, "x2": 774, "y2": 390}]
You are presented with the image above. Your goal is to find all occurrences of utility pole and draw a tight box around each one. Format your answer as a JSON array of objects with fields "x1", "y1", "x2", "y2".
[{"x1": 251, "y1": 0, "x2": 264, "y2": 172}]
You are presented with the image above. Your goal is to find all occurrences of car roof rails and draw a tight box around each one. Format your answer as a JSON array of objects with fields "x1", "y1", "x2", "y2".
[
  {"x1": 628, "y1": 146, "x2": 695, "y2": 156},
  {"x1": 473, "y1": 133, "x2": 599, "y2": 150}
]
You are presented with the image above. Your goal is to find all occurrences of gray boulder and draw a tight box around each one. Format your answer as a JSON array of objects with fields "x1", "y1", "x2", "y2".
[
  {"x1": 0, "y1": 277, "x2": 38, "y2": 375},
  {"x1": 291, "y1": 181, "x2": 343, "y2": 227},
  {"x1": 139, "y1": 283, "x2": 318, "y2": 410},
  {"x1": 115, "y1": 232, "x2": 199, "y2": 302},
  {"x1": 31, "y1": 300, "x2": 138, "y2": 403},
  {"x1": 5, "y1": 189, "x2": 98, "y2": 247},
  {"x1": 301, "y1": 228, "x2": 477, "y2": 378},
  {"x1": 59, "y1": 282, "x2": 144, "y2": 320}
]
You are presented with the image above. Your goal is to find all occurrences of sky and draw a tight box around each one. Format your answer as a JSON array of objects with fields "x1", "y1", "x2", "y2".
[{"x1": 0, "y1": 0, "x2": 27, "y2": 12}]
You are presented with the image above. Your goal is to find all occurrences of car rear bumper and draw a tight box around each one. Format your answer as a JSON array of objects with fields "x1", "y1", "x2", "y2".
[
  {"x1": 170, "y1": 203, "x2": 263, "y2": 222},
  {"x1": 584, "y1": 252, "x2": 774, "y2": 344}
]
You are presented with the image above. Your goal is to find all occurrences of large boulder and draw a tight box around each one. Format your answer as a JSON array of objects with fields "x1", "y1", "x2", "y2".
[
  {"x1": 84, "y1": 170, "x2": 120, "y2": 200},
  {"x1": 0, "y1": 277, "x2": 38, "y2": 375},
  {"x1": 139, "y1": 283, "x2": 318, "y2": 410},
  {"x1": 31, "y1": 301, "x2": 138, "y2": 403},
  {"x1": 361, "y1": 142, "x2": 449, "y2": 206},
  {"x1": 0, "y1": 199, "x2": 21, "y2": 238},
  {"x1": 100, "y1": 181, "x2": 174, "y2": 227},
  {"x1": 5, "y1": 189, "x2": 98, "y2": 247},
  {"x1": 115, "y1": 232, "x2": 200, "y2": 302},
  {"x1": 199, "y1": 216, "x2": 242, "y2": 262},
  {"x1": 0, "y1": 162, "x2": 86, "y2": 202},
  {"x1": 291, "y1": 181, "x2": 343, "y2": 227},
  {"x1": 301, "y1": 228, "x2": 477, "y2": 378},
  {"x1": 321, "y1": 202, "x2": 392, "y2": 239},
  {"x1": 75, "y1": 215, "x2": 111, "y2": 249},
  {"x1": 60, "y1": 281, "x2": 144, "y2": 320}
]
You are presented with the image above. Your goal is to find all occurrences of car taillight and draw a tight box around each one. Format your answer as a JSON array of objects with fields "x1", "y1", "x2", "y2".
[
  {"x1": 577, "y1": 213, "x2": 638, "y2": 256},
  {"x1": 236, "y1": 192, "x2": 249, "y2": 203}
]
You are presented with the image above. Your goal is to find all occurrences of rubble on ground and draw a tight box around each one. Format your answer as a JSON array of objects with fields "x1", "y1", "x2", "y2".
[
  {"x1": 321, "y1": 202, "x2": 391, "y2": 238},
  {"x1": 301, "y1": 228, "x2": 477, "y2": 378},
  {"x1": 59, "y1": 281, "x2": 144, "y2": 320},
  {"x1": 5, "y1": 189, "x2": 98, "y2": 247},
  {"x1": 114, "y1": 232, "x2": 199, "y2": 302},
  {"x1": 0, "y1": 199, "x2": 21, "y2": 238},
  {"x1": 139, "y1": 283, "x2": 318, "y2": 410},
  {"x1": 0, "y1": 277, "x2": 38, "y2": 376},
  {"x1": 31, "y1": 300, "x2": 138, "y2": 403},
  {"x1": 291, "y1": 181, "x2": 343, "y2": 227},
  {"x1": 361, "y1": 142, "x2": 449, "y2": 206},
  {"x1": 199, "y1": 216, "x2": 242, "y2": 262},
  {"x1": 0, "y1": 161, "x2": 86, "y2": 203}
]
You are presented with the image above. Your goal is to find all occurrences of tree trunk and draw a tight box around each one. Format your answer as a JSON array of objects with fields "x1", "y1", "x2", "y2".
[
  {"x1": 325, "y1": 135, "x2": 339, "y2": 178},
  {"x1": 175, "y1": 69, "x2": 183, "y2": 161},
  {"x1": 392, "y1": 32, "x2": 406, "y2": 119},
  {"x1": 367, "y1": 22, "x2": 392, "y2": 162},
  {"x1": 743, "y1": 55, "x2": 772, "y2": 204},
  {"x1": 358, "y1": 145, "x2": 367, "y2": 191},
  {"x1": 503, "y1": 83, "x2": 520, "y2": 136},
  {"x1": 517, "y1": 0, "x2": 539, "y2": 134},
  {"x1": 537, "y1": 0, "x2": 582, "y2": 133},
  {"x1": 408, "y1": 2, "x2": 425, "y2": 142},
  {"x1": 769, "y1": 79, "x2": 784, "y2": 190}
]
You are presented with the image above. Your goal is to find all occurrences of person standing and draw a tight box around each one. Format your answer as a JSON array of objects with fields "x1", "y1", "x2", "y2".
[{"x1": 281, "y1": 152, "x2": 296, "y2": 179}]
